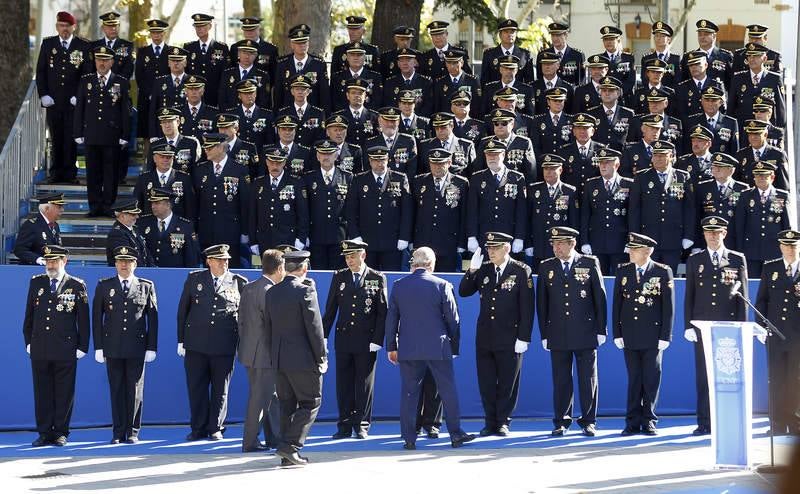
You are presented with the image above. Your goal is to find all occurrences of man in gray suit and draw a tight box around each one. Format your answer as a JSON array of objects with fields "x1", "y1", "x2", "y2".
[
  {"x1": 238, "y1": 249, "x2": 284, "y2": 453},
  {"x1": 264, "y1": 250, "x2": 327, "y2": 467},
  {"x1": 385, "y1": 247, "x2": 476, "y2": 450}
]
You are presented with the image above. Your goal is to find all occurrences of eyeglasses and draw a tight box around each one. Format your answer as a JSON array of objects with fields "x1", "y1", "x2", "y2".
[
  {"x1": 452, "y1": 102, "x2": 467, "y2": 107},
  {"x1": 493, "y1": 121, "x2": 510, "y2": 126}
]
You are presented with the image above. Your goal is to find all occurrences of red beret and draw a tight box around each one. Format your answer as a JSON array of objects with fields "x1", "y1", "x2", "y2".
[{"x1": 57, "y1": 11, "x2": 76, "y2": 25}]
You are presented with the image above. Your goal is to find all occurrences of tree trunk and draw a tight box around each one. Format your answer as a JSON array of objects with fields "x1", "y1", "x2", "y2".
[
  {"x1": 243, "y1": 0, "x2": 262, "y2": 39},
  {"x1": 0, "y1": 0, "x2": 31, "y2": 150},
  {"x1": 373, "y1": 0, "x2": 424, "y2": 51},
  {"x1": 128, "y1": 0, "x2": 152, "y2": 47},
  {"x1": 272, "y1": 0, "x2": 332, "y2": 57}
]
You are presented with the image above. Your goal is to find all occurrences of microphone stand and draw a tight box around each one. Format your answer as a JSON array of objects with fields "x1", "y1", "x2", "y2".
[{"x1": 731, "y1": 288, "x2": 787, "y2": 474}]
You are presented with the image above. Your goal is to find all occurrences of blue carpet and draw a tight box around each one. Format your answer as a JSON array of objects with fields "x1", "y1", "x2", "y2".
[{"x1": 0, "y1": 416, "x2": 793, "y2": 458}]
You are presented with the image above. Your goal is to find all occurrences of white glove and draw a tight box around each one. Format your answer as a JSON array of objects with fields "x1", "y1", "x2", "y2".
[
  {"x1": 319, "y1": 361, "x2": 328, "y2": 374},
  {"x1": 294, "y1": 238, "x2": 305, "y2": 250},
  {"x1": 35, "y1": 257, "x2": 45, "y2": 266},
  {"x1": 305, "y1": 238, "x2": 310, "y2": 248},
  {"x1": 352, "y1": 236, "x2": 363, "y2": 243},
  {"x1": 657, "y1": 340, "x2": 670, "y2": 351},
  {"x1": 149, "y1": 137, "x2": 160, "y2": 143},
  {"x1": 324, "y1": 338, "x2": 328, "y2": 348},
  {"x1": 250, "y1": 245, "x2": 260, "y2": 255},
  {"x1": 541, "y1": 339, "x2": 549, "y2": 351},
  {"x1": 397, "y1": 239, "x2": 409, "y2": 251},
  {"x1": 581, "y1": 244, "x2": 593, "y2": 255},
  {"x1": 26, "y1": 344, "x2": 30, "y2": 354},
  {"x1": 469, "y1": 248, "x2": 483, "y2": 270},
  {"x1": 457, "y1": 247, "x2": 465, "y2": 253},
  {"x1": 369, "y1": 343, "x2": 382, "y2": 352},
  {"x1": 240, "y1": 234, "x2": 249, "y2": 244},
  {"x1": 684, "y1": 328, "x2": 698, "y2": 342},
  {"x1": 690, "y1": 248, "x2": 702, "y2": 255},
  {"x1": 177, "y1": 343, "x2": 186, "y2": 357},
  {"x1": 76, "y1": 349, "x2": 86, "y2": 359},
  {"x1": 119, "y1": 139, "x2": 128, "y2": 147},
  {"x1": 144, "y1": 350, "x2": 157, "y2": 363},
  {"x1": 467, "y1": 236, "x2": 479, "y2": 252},
  {"x1": 524, "y1": 247, "x2": 533, "y2": 257},
  {"x1": 74, "y1": 137, "x2": 84, "y2": 144},
  {"x1": 614, "y1": 338, "x2": 624, "y2": 349},
  {"x1": 94, "y1": 349, "x2": 105, "y2": 363},
  {"x1": 597, "y1": 335, "x2": 606, "y2": 346},
  {"x1": 514, "y1": 339, "x2": 529, "y2": 354},
  {"x1": 40, "y1": 95, "x2": 55, "y2": 107},
  {"x1": 756, "y1": 333, "x2": 767, "y2": 344},
  {"x1": 69, "y1": 96, "x2": 77, "y2": 106},
  {"x1": 682, "y1": 239, "x2": 694, "y2": 250},
  {"x1": 512, "y1": 239, "x2": 524, "y2": 254}
]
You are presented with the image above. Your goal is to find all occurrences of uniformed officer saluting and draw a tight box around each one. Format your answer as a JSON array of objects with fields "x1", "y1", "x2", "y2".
[
  {"x1": 138, "y1": 188, "x2": 200, "y2": 268},
  {"x1": 177, "y1": 244, "x2": 248, "y2": 441},
  {"x1": 612, "y1": 233, "x2": 674, "y2": 436},
  {"x1": 23, "y1": 245, "x2": 90, "y2": 447},
  {"x1": 537, "y1": 227, "x2": 607, "y2": 437},
  {"x1": 323, "y1": 240, "x2": 388, "y2": 439},
  {"x1": 683, "y1": 216, "x2": 748, "y2": 436},
  {"x1": 459, "y1": 232, "x2": 534, "y2": 437},
  {"x1": 92, "y1": 246, "x2": 158, "y2": 444}
]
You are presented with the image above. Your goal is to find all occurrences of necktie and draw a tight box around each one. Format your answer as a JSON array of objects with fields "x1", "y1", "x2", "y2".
[
  {"x1": 658, "y1": 53, "x2": 664, "y2": 61},
  {"x1": 754, "y1": 150, "x2": 761, "y2": 161},
  {"x1": 438, "y1": 50, "x2": 444, "y2": 61},
  {"x1": 606, "y1": 108, "x2": 614, "y2": 122},
  {"x1": 107, "y1": 40, "x2": 113, "y2": 49},
  {"x1": 658, "y1": 172, "x2": 666, "y2": 184},
  {"x1": 271, "y1": 177, "x2": 279, "y2": 190},
  {"x1": 787, "y1": 265, "x2": 793, "y2": 278},
  {"x1": 580, "y1": 145, "x2": 587, "y2": 158},
  {"x1": 495, "y1": 266, "x2": 502, "y2": 284},
  {"x1": 241, "y1": 70, "x2": 248, "y2": 80},
  {"x1": 556, "y1": 51, "x2": 562, "y2": 59},
  {"x1": 453, "y1": 78, "x2": 459, "y2": 85},
  {"x1": 201, "y1": 43, "x2": 207, "y2": 54},
  {"x1": 495, "y1": 173, "x2": 501, "y2": 184},
  {"x1": 61, "y1": 40, "x2": 67, "y2": 50},
  {"x1": 99, "y1": 74, "x2": 106, "y2": 87},
  {"x1": 637, "y1": 267, "x2": 644, "y2": 282},
  {"x1": 404, "y1": 118, "x2": 411, "y2": 128},
  {"x1": 213, "y1": 277, "x2": 219, "y2": 290},
  {"x1": 50, "y1": 278, "x2": 57, "y2": 294},
  {"x1": 48, "y1": 222, "x2": 57, "y2": 236},
  {"x1": 712, "y1": 251, "x2": 719, "y2": 266},
  {"x1": 563, "y1": 261, "x2": 570, "y2": 276},
  {"x1": 404, "y1": 78, "x2": 411, "y2": 86},
  {"x1": 376, "y1": 176, "x2": 383, "y2": 188},
  {"x1": 214, "y1": 163, "x2": 222, "y2": 176},
  {"x1": 297, "y1": 106, "x2": 304, "y2": 119},
  {"x1": 159, "y1": 219, "x2": 166, "y2": 233},
  {"x1": 191, "y1": 106, "x2": 198, "y2": 118},
  {"x1": 154, "y1": 45, "x2": 161, "y2": 57},
  {"x1": 244, "y1": 109, "x2": 252, "y2": 119},
  {"x1": 435, "y1": 178, "x2": 442, "y2": 192},
  {"x1": 505, "y1": 50, "x2": 511, "y2": 56},
  {"x1": 547, "y1": 81, "x2": 553, "y2": 89},
  {"x1": 283, "y1": 145, "x2": 289, "y2": 153},
  {"x1": 386, "y1": 137, "x2": 393, "y2": 148},
  {"x1": 167, "y1": 139, "x2": 174, "y2": 146},
  {"x1": 174, "y1": 76, "x2": 181, "y2": 87},
  {"x1": 552, "y1": 114, "x2": 559, "y2": 127},
  {"x1": 353, "y1": 272, "x2": 360, "y2": 287},
  {"x1": 122, "y1": 279, "x2": 129, "y2": 295},
  {"x1": 324, "y1": 173, "x2": 331, "y2": 185},
  {"x1": 761, "y1": 191, "x2": 767, "y2": 204},
  {"x1": 753, "y1": 74, "x2": 759, "y2": 86},
  {"x1": 646, "y1": 145, "x2": 652, "y2": 158},
  {"x1": 160, "y1": 173, "x2": 167, "y2": 186},
  {"x1": 708, "y1": 118, "x2": 715, "y2": 127},
  {"x1": 457, "y1": 120, "x2": 463, "y2": 128},
  {"x1": 296, "y1": 61, "x2": 303, "y2": 72},
  {"x1": 719, "y1": 183, "x2": 725, "y2": 195},
  {"x1": 605, "y1": 180, "x2": 612, "y2": 192},
  {"x1": 549, "y1": 185, "x2": 556, "y2": 197},
  {"x1": 697, "y1": 80, "x2": 702, "y2": 92},
  {"x1": 353, "y1": 110, "x2": 360, "y2": 119}
]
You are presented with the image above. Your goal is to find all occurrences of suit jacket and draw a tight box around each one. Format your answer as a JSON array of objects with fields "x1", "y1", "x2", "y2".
[
  {"x1": 417, "y1": 135, "x2": 476, "y2": 176},
  {"x1": 179, "y1": 101, "x2": 218, "y2": 140},
  {"x1": 273, "y1": 55, "x2": 330, "y2": 110},
  {"x1": 433, "y1": 71, "x2": 482, "y2": 117},
  {"x1": 530, "y1": 111, "x2": 574, "y2": 160},
  {"x1": 473, "y1": 134, "x2": 537, "y2": 184},
  {"x1": 106, "y1": 220, "x2": 154, "y2": 267},
  {"x1": 756, "y1": 259, "x2": 800, "y2": 347},
  {"x1": 527, "y1": 181, "x2": 578, "y2": 257},
  {"x1": 612, "y1": 261, "x2": 674, "y2": 349},
  {"x1": 536, "y1": 254, "x2": 607, "y2": 350},
  {"x1": 558, "y1": 140, "x2": 605, "y2": 202},
  {"x1": 694, "y1": 178, "x2": 749, "y2": 250},
  {"x1": 675, "y1": 78, "x2": 725, "y2": 123},
  {"x1": 137, "y1": 214, "x2": 200, "y2": 268},
  {"x1": 330, "y1": 68, "x2": 383, "y2": 111},
  {"x1": 332, "y1": 108, "x2": 380, "y2": 151},
  {"x1": 275, "y1": 104, "x2": 325, "y2": 148},
  {"x1": 628, "y1": 113, "x2": 682, "y2": 155},
  {"x1": 482, "y1": 44, "x2": 535, "y2": 86},
  {"x1": 531, "y1": 77, "x2": 574, "y2": 116},
  {"x1": 237, "y1": 275, "x2": 277, "y2": 369},
  {"x1": 228, "y1": 105, "x2": 274, "y2": 155},
  {"x1": 134, "y1": 44, "x2": 171, "y2": 100},
  {"x1": 385, "y1": 269, "x2": 460, "y2": 359},
  {"x1": 331, "y1": 41, "x2": 381, "y2": 73},
  {"x1": 675, "y1": 152, "x2": 714, "y2": 188},
  {"x1": 412, "y1": 172, "x2": 469, "y2": 253},
  {"x1": 482, "y1": 80, "x2": 535, "y2": 116},
  {"x1": 193, "y1": 159, "x2": 251, "y2": 247},
  {"x1": 734, "y1": 187, "x2": 790, "y2": 261},
  {"x1": 146, "y1": 135, "x2": 202, "y2": 176},
  {"x1": 133, "y1": 168, "x2": 196, "y2": 220},
  {"x1": 218, "y1": 65, "x2": 271, "y2": 110},
  {"x1": 639, "y1": 51, "x2": 682, "y2": 89},
  {"x1": 572, "y1": 81, "x2": 602, "y2": 114},
  {"x1": 345, "y1": 170, "x2": 413, "y2": 251},
  {"x1": 458, "y1": 259, "x2": 534, "y2": 351},
  {"x1": 382, "y1": 73, "x2": 434, "y2": 116},
  {"x1": 580, "y1": 175, "x2": 633, "y2": 254},
  {"x1": 249, "y1": 173, "x2": 310, "y2": 249},
  {"x1": 398, "y1": 114, "x2": 431, "y2": 143},
  {"x1": 14, "y1": 215, "x2": 61, "y2": 265},
  {"x1": 628, "y1": 167, "x2": 696, "y2": 251},
  {"x1": 419, "y1": 45, "x2": 472, "y2": 81},
  {"x1": 23, "y1": 273, "x2": 90, "y2": 360},
  {"x1": 229, "y1": 39, "x2": 279, "y2": 84},
  {"x1": 606, "y1": 52, "x2": 637, "y2": 99},
  {"x1": 36, "y1": 36, "x2": 92, "y2": 108},
  {"x1": 73, "y1": 72, "x2": 130, "y2": 145},
  {"x1": 536, "y1": 45, "x2": 585, "y2": 86},
  {"x1": 277, "y1": 142, "x2": 313, "y2": 177},
  {"x1": 466, "y1": 167, "x2": 527, "y2": 241},
  {"x1": 728, "y1": 70, "x2": 786, "y2": 128},
  {"x1": 363, "y1": 133, "x2": 418, "y2": 179},
  {"x1": 630, "y1": 84, "x2": 676, "y2": 116},
  {"x1": 323, "y1": 266, "x2": 388, "y2": 353},
  {"x1": 619, "y1": 140, "x2": 655, "y2": 178},
  {"x1": 734, "y1": 145, "x2": 789, "y2": 191},
  {"x1": 452, "y1": 117, "x2": 487, "y2": 146},
  {"x1": 733, "y1": 47, "x2": 783, "y2": 74},
  {"x1": 587, "y1": 104, "x2": 635, "y2": 151},
  {"x1": 148, "y1": 73, "x2": 189, "y2": 137},
  {"x1": 304, "y1": 167, "x2": 351, "y2": 245},
  {"x1": 184, "y1": 39, "x2": 229, "y2": 107},
  {"x1": 265, "y1": 274, "x2": 326, "y2": 370},
  {"x1": 680, "y1": 46, "x2": 733, "y2": 88},
  {"x1": 92, "y1": 276, "x2": 158, "y2": 359},
  {"x1": 684, "y1": 249, "x2": 748, "y2": 335},
  {"x1": 227, "y1": 137, "x2": 261, "y2": 178},
  {"x1": 91, "y1": 37, "x2": 134, "y2": 79},
  {"x1": 684, "y1": 112, "x2": 740, "y2": 155}
]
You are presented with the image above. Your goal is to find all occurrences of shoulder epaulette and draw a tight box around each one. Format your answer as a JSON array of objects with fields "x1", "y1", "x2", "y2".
[
  {"x1": 697, "y1": 178, "x2": 714, "y2": 185},
  {"x1": 415, "y1": 172, "x2": 431, "y2": 179}
]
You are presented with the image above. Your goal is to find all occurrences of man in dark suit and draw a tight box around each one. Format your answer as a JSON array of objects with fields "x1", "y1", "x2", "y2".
[
  {"x1": 238, "y1": 249, "x2": 284, "y2": 452},
  {"x1": 272, "y1": 114, "x2": 313, "y2": 176},
  {"x1": 631, "y1": 94, "x2": 683, "y2": 155},
  {"x1": 134, "y1": 143, "x2": 196, "y2": 220},
  {"x1": 459, "y1": 233, "x2": 534, "y2": 436},
  {"x1": 229, "y1": 17, "x2": 279, "y2": 84},
  {"x1": 147, "y1": 47, "x2": 190, "y2": 138},
  {"x1": 473, "y1": 109, "x2": 537, "y2": 184},
  {"x1": 537, "y1": 227, "x2": 606, "y2": 436},
  {"x1": 147, "y1": 108, "x2": 202, "y2": 176},
  {"x1": 92, "y1": 246, "x2": 158, "y2": 444},
  {"x1": 692, "y1": 153, "x2": 749, "y2": 251},
  {"x1": 184, "y1": 13, "x2": 229, "y2": 108},
  {"x1": 537, "y1": 22, "x2": 585, "y2": 87},
  {"x1": 323, "y1": 240, "x2": 387, "y2": 439},
  {"x1": 630, "y1": 62, "x2": 676, "y2": 116},
  {"x1": 14, "y1": 193, "x2": 65, "y2": 265},
  {"x1": 735, "y1": 119, "x2": 789, "y2": 191},
  {"x1": 330, "y1": 43, "x2": 383, "y2": 112},
  {"x1": 680, "y1": 20, "x2": 734, "y2": 89},
  {"x1": 480, "y1": 19, "x2": 534, "y2": 86},
  {"x1": 434, "y1": 50, "x2": 482, "y2": 117},
  {"x1": 386, "y1": 247, "x2": 475, "y2": 449},
  {"x1": 397, "y1": 90, "x2": 431, "y2": 141},
  {"x1": 587, "y1": 76, "x2": 634, "y2": 152},
  {"x1": 571, "y1": 55, "x2": 608, "y2": 114},
  {"x1": 331, "y1": 16, "x2": 381, "y2": 73},
  {"x1": 218, "y1": 39, "x2": 271, "y2": 111},
  {"x1": 756, "y1": 230, "x2": 800, "y2": 435},
  {"x1": 137, "y1": 188, "x2": 200, "y2": 268},
  {"x1": 683, "y1": 216, "x2": 748, "y2": 436},
  {"x1": 531, "y1": 53, "x2": 574, "y2": 116},
  {"x1": 273, "y1": 26, "x2": 330, "y2": 110},
  {"x1": 217, "y1": 112, "x2": 261, "y2": 179},
  {"x1": 106, "y1": 199, "x2": 153, "y2": 267},
  {"x1": 675, "y1": 51, "x2": 725, "y2": 124},
  {"x1": 382, "y1": 49, "x2": 434, "y2": 116},
  {"x1": 316, "y1": 114, "x2": 365, "y2": 175},
  {"x1": 531, "y1": 87, "x2": 574, "y2": 161},
  {"x1": 180, "y1": 75, "x2": 219, "y2": 140},
  {"x1": 684, "y1": 86, "x2": 740, "y2": 156},
  {"x1": 450, "y1": 90, "x2": 487, "y2": 143},
  {"x1": 676, "y1": 124, "x2": 716, "y2": 188},
  {"x1": 332, "y1": 81, "x2": 380, "y2": 153},
  {"x1": 487, "y1": 87, "x2": 536, "y2": 139},
  {"x1": 275, "y1": 74, "x2": 326, "y2": 148},
  {"x1": 177, "y1": 244, "x2": 248, "y2": 441},
  {"x1": 91, "y1": 12, "x2": 134, "y2": 80},
  {"x1": 482, "y1": 56, "x2": 536, "y2": 116},
  {"x1": 612, "y1": 233, "x2": 674, "y2": 435},
  {"x1": 417, "y1": 112, "x2": 476, "y2": 177},
  {"x1": 134, "y1": 19, "x2": 171, "y2": 141},
  {"x1": 728, "y1": 43, "x2": 785, "y2": 130},
  {"x1": 264, "y1": 250, "x2": 327, "y2": 466},
  {"x1": 227, "y1": 79, "x2": 274, "y2": 157},
  {"x1": 380, "y1": 26, "x2": 415, "y2": 80},
  {"x1": 619, "y1": 113, "x2": 662, "y2": 177},
  {"x1": 74, "y1": 46, "x2": 130, "y2": 217},
  {"x1": 558, "y1": 113, "x2": 604, "y2": 201},
  {"x1": 639, "y1": 22, "x2": 681, "y2": 90},
  {"x1": 598, "y1": 26, "x2": 636, "y2": 101},
  {"x1": 733, "y1": 24, "x2": 783, "y2": 74},
  {"x1": 418, "y1": 21, "x2": 472, "y2": 80},
  {"x1": 36, "y1": 11, "x2": 91, "y2": 184}
]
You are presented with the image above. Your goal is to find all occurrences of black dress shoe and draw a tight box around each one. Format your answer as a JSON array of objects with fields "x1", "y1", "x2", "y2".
[
  {"x1": 692, "y1": 426, "x2": 711, "y2": 436},
  {"x1": 276, "y1": 450, "x2": 307, "y2": 466},
  {"x1": 497, "y1": 425, "x2": 510, "y2": 437},
  {"x1": 479, "y1": 427, "x2": 495, "y2": 437},
  {"x1": 621, "y1": 427, "x2": 639, "y2": 436},
  {"x1": 643, "y1": 426, "x2": 658, "y2": 436},
  {"x1": 242, "y1": 444, "x2": 269, "y2": 453},
  {"x1": 125, "y1": 436, "x2": 139, "y2": 444},
  {"x1": 185, "y1": 431, "x2": 206, "y2": 441},
  {"x1": 332, "y1": 430, "x2": 351, "y2": 439},
  {"x1": 208, "y1": 431, "x2": 223, "y2": 441},
  {"x1": 426, "y1": 427, "x2": 440, "y2": 439},
  {"x1": 403, "y1": 442, "x2": 416, "y2": 450},
  {"x1": 551, "y1": 426, "x2": 566, "y2": 436},
  {"x1": 32, "y1": 435, "x2": 50, "y2": 447},
  {"x1": 52, "y1": 435, "x2": 67, "y2": 446},
  {"x1": 451, "y1": 433, "x2": 476, "y2": 448},
  {"x1": 582, "y1": 424, "x2": 597, "y2": 437}
]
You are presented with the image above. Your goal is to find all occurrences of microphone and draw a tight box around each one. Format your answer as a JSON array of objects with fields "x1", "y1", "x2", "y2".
[{"x1": 729, "y1": 280, "x2": 742, "y2": 299}]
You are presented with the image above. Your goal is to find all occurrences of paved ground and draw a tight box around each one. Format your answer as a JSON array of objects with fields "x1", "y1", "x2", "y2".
[{"x1": 0, "y1": 418, "x2": 791, "y2": 494}]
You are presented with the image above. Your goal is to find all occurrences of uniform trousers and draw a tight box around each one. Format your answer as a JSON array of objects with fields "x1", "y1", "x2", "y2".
[
  {"x1": 623, "y1": 348, "x2": 663, "y2": 428},
  {"x1": 652, "y1": 250, "x2": 681, "y2": 276},
  {"x1": 105, "y1": 357, "x2": 145, "y2": 439},
  {"x1": 46, "y1": 106, "x2": 78, "y2": 180},
  {"x1": 366, "y1": 250, "x2": 401, "y2": 272},
  {"x1": 85, "y1": 144, "x2": 120, "y2": 212},
  {"x1": 31, "y1": 359, "x2": 76, "y2": 438},
  {"x1": 184, "y1": 350, "x2": 235, "y2": 435},
  {"x1": 335, "y1": 351, "x2": 377, "y2": 432},
  {"x1": 276, "y1": 369, "x2": 323, "y2": 453},
  {"x1": 310, "y1": 243, "x2": 345, "y2": 270},
  {"x1": 768, "y1": 343, "x2": 800, "y2": 432},
  {"x1": 429, "y1": 247, "x2": 460, "y2": 273},
  {"x1": 747, "y1": 260, "x2": 765, "y2": 279},
  {"x1": 550, "y1": 349, "x2": 598, "y2": 428},
  {"x1": 416, "y1": 369, "x2": 443, "y2": 432},
  {"x1": 242, "y1": 366, "x2": 281, "y2": 449},
  {"x1": 476, "y1": 349, "x2": 522, "y2": 429},
  {"x1": 594, "y1": 253, "x2": 628, "y2": 276},
  {"x1": 693, "y1": 338, "x2": 711, "y2": 428}
]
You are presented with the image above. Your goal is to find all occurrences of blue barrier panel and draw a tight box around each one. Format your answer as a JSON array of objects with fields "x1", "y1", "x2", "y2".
[{"x1": 0, "y1": 265, "x2": 768, "y2": 429}]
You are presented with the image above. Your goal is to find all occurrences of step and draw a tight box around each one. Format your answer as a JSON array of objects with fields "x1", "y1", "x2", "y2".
[
  {"x1": 59, "y1": 233, "x2": 108, "y2": 248},
  {"x1": 34, "y1": 183, "x2": 136, "y2": 196},
  {"x1": 7, "y1": 253, "x2": 108, "y2": 266}
]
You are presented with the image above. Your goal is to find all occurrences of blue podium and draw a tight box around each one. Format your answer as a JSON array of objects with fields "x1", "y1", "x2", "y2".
[{"x1": 692, "y1": 320, "x2": 767, "y2": 470}]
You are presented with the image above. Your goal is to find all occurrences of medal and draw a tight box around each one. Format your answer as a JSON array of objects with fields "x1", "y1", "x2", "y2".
[
  {"x1": 340, "y1": 282, "x2": 345, "y2": 291},
  {"x1": 37, "y1": 288, "x2": 43, "y2": 296},
  {"x1": 482, "y1": 276, "x2": 489, "y2": 285},
  {"x1": 637, "y1": 295, "x2": 646, "y2": 304},
  {"x1": 197, "y1": 283, "x2": 203, "y2": 291},
  {"x1": 109, "y1": 289, "x2": 115, "y2": 297}
]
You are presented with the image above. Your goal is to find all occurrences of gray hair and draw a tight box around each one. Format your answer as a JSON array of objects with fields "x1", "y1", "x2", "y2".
[
  {"x1": 38, "y1": 203, "x2": 51, "y2": 215},
  {"x1": 410, "y1": 247, "x2": 436, "y2": 269}
]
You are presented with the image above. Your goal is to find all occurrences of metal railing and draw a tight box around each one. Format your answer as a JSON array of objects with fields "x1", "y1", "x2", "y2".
[
  {"x1": 0, "y1": 81, "x2": 46, "y2": 264},
  {"x1": 784, "y1": 72, "x2": 797, "y2": 228}
]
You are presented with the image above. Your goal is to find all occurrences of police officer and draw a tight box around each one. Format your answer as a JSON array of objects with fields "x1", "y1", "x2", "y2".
[
  {"x1": 134, "y1": 19, "x2": 171, "y2": 141},
  {"x1": 218, "y1": 39, "x2": 271, "y2": 111},
  {"x1": 273, "y1": 114, "x2": 313, "y2": 176},
  {"x1": 620, "y1": 114, "x2": 663, "y2": 177},
  {"x1": 274, "y1": 25, "x2": 330, "y2": 110},
  {"x1": 14, "y1": 193, "x2": 65, "y2": 265},
  {"x1": 481, "y1": 56, "x2": 535, "y2": 116},
  {"x1": 92, "y1": 246, "x2": 158, "y2": 443},
  {"x1": 587, "y1": 76, "x2": 634, "y2": 152},
  {"x1": 639, "y1": 21, "x2": 681, "y2": 89},
  {"x1": 692, "y1": 153, "x2": 749, "y2": 251},
  {"x1": 364, "y1": 107, "x2": 419, "y2": 179},
  {"x1": 751, "y1": 95, "x2": 784, "y2": 149},
  {"x1": 465, "y1": 139, "x2": 527, "y2": 255},
  {"x1": 332, "y1": 79, "x2": 380, "y2": 153},
  {"x1": 179, "y1": 75, "x2": 219, "y2": 140},
  {"x1": 628, "y1": 140, "x2": 695, "y2": 273},
  {"x1": 537, "y1": 22, "x2": 585, "y2": 87},
  {"x1": 331, "y1": 16, "x2": 381, "y2": 74},
  {"x1": 675, "y1": 51, "x2": 725, "y2": 124},
  {"x1": 734, "y1": 162, "x2": 790, "y2": 277},
  {"x1": 572, "y1": 55, "x2": 609, "y2": 115},
  {"x1": 683, "y1": 216, "x2": 748, "y2": 436},
  {"x1": 417, "y1": 112, "x2": 476, "y2": 177},
  {"x1": 450, "y1": 90, "x2": 487, "y2": 144},
  {"x1": 558, "y1": 113, "x2": 605, "y2": 201},
  {"x1": 317, "y1": 114, "x2": 365, "y2": 174},
  {"x1": 138, "y1": 188, "x2": 200, "y2": 268},
  {"x1": 531, "y1": 87, "x2": 574, "y2": 161},
  {"x1": 194, "y1": 133, "x2": 251, "y2": 268},
  {"x1": 148, "y1": 46, "x2": 190, "y2": 137},
  {"x1": 612, "y1": 233, "x2": 674, "y2": 436},
  {"x1": 472, "y1": 109, "x2": 537, "y2": 185},
  {"x1": 323, "y1": 240, "x2": 387, "y2": 438},
  {"x1": 735, "y1": 119, "x2": 789, "y2": 191},
  {"x1": 631, "y1": 61, "x2": 675, "y2": 116},
  {"x1": 680, "y1": 20, "x2": 733, "y2": 88},
  {"x1": 459, "y1": 232, "x2": 534, "y2": 436},
  {"x1": 629, "y1": 88, "x2": 682, "y2": 153},
  {"x1": 434, "y1": 49, "x2": 482, "y2": 117},
  {"x1": 134, "y1": 143, "x2": 196, "y2": 220},
  {"x1": 74, "y1": 45, "x2": 131, "y2": 217},
  {"x1": 249, "y1": 146, "x2": 309, "y2": 255},
  {"x1": 36, "y1": 11, "x2": 91, "y2": 184},
  {"x1": 537, "y1": 227, "x2": 606, "y2": 436},
  {"x1": 684, "y1": 86, "x2": 739, "y2": 156},
  {"x1": 345, "y1": 146, "x2": 413, "y2": 271},
  {"x1": 412, "y1": 148, "x2": 469, "y2": 271},
  {"x1": 480, "y1": 18, "x2": 534, "y2": 87},
  {"x1": 397, "y1": 89, "x2": 431, "y2": 142},
  {"x1": 488, "y1": 87, "x2": 535, "y2": 139},
  {"x1": 380, "y1": 26, "x2": 415, "y2": 80},
  {"x1": 147, "y1": 107, "x2": 202, "y2": 176},
  {"x1": 531, "y1": 52, "x2": 574, "y2": 115},
  {"x1": 598, "y1": 26, "x2": 636, "y2": 101},
  {"x1": 304, "y1": 140, "x2": 352, "y2": 270},
  {"x1": 275, "y1": 74, "x2": 326, "y2": 148},
  {"x1": 184, "y1": 13, "x2": 229, "y2": 108},
  {"x1": 229, "y1": 79, "x2": 274, "y2": 155},
  {"x1": 23, "y1": 245, "x2": 90, "y2": 447},
  {"x1": 755, "y1": 230, "x2": 800, "y2": 435},
  {"x1": 419, "y1": 21, "x2": 472, "y2": 80},
  {"x1": 728, "y1": 43, "x2": 785, "y2": 129},
  {"x1": 676, "y1": 124, "x2": 716, "y2": 187},
  {"x1": 177, "y1": 244, "x2": 248, "y2": 441},
  {"x1": 382, "y1": 48, "x2": 434, "y2": 116},
  {"x1": 580, "y1": 147, "x2": 632, "y2": 275},
  {"x1": 229, "y1": 17, "x2": 279, "y2": 84},
  {"x1": 216, "y1": 113, "x2": 260, "y2": 182},
  {"x1": 525, "y1": 154, "x2": 578, "y2": 269},
  {"x1": 733, "y1": 24, "x2": 783, "y2": 74},
  {"x1": 106, "y1": 199, "x2": 153, "y2": 267},
  {"x1": 330, "y1": 43, "x2": 383, "y2": 112},
  {"x1": 92, "y1": 12, "x2": 134, "y2": 79}
]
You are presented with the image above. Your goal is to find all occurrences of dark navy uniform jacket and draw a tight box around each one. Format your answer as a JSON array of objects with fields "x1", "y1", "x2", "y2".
[
  {"x1": 684, "y1": 249, "x2": 748, "y2": 334},
  {"x1": 412, "y1": 172, "x2": 469, "y2": 253},
  {"x1": 92, "y1": 276, "x2": 158, "y2": 359},
  {"x1": 249, "y1": 172, "x2": 310, "y2": 250},
  {"x1": 133, "y1": 168, "x2": 196, "y2": 221},
  {"x1": 23, "y1": 273, "x2": 90, "y2": 360},
  {"x1": 323, "y1": 266, "x2": 388, "y2": 353},
  {"x1": 14, "y1": 215, "x2": 62, "y2": 265},
  {"x1": 304, "y1": 168, "x2": 352, "y2": 246},
  {"x1": 137, "y1": 214, "x2": 200, "y2": 268},
  {"x1": 36, "y1": 35, "x2": 92, "y2": 108},
  {"x1": 345, "y1": 170, "x2": 413, "y2": 251},
  {"x1": 106, "y1": 221, "x2": 153, "y2": 267},
  {"x1": 612, "y1": 261, "x2": 674, "y2": 349},
  {"x1": 756, "y1": 259, "x2": 800, "y2": 347},
  {"x1": 73, "y1": 72, "x2": 130, "y2": 145},
  {"x1": 734, "y1": 187, "x2": 790, "y2": 261},
  {"x1": 184, "y1": 39, "x2": 229, "y2": 107},
  {"x1": 91, "y1": 37, "x2": 135, "y2": 79},
  {"x1": 193, "y1": 159, "x2": 250, "y2": 248},
  {"x1": 536, "y1": 46, "x2": 585, "y2": 86},
  {"x1": 526, "y1": 181, "x2": 578, "y2": 258},
  {"x1": 482, "y1": 45, "x2": 535, "y2": 86},
  {"x1": 580, "y1": 175, "x2": 633, "y2": 254},
  {"x1": 628, "y1": 167, "x2": 696, "y2": 252},
  {"x1": 466, "y1": 168, "x2": 527, "y2": 242}
]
